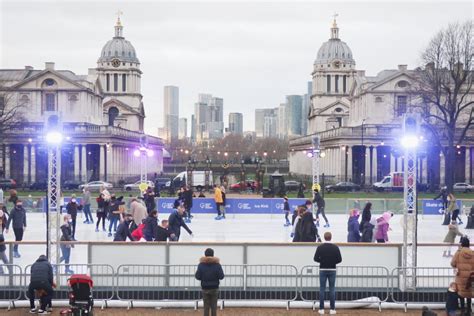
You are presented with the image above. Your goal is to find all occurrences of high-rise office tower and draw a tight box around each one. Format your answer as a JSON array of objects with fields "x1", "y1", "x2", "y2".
[
  {"x1": 164, "y1": 86, "x2": 179, "y2": 141},
  {"x1": 179, "y1": 118, "x2": 187, "y2": 139},
  {"x1": 228, "y1": 112, "x2": 243, "y2": 135}
]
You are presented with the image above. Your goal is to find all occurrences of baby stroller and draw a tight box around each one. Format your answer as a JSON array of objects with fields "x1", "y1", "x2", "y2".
[{"x1": 61, "y1": 274, "x2": 94, "y2": 315}]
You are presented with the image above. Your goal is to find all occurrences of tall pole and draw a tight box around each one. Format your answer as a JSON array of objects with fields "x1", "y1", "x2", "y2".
[
  {"x1": 361, "y1": 119, "x2": 365, "y2": 186},
  {"x1": 312, "y1": 136, "x2": 321, "y2": 215},
  {"x1": 47, "y1": 143, "x2": 61, "y2": 277}
]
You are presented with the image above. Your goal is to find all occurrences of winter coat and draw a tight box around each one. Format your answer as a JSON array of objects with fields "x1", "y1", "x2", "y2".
[
  {"x1": 143, "y1": 216, "x2": 158, "y2": 241},
  {"x1": 374, "y1": 216, "x2": 389, "y2": 242},
  {"x1": 60, "y1": 223, "x2": 73, "y2": 241},
  {"x1": 360, "y1": 221, "x2": 375, "y2": 242},
  {"x1": 0, "y1": 234, "x2": 6, "y2": 252},
  {"x1": 283, "y1": 201, "x2": 290, "y2": 212},
  {"x1": 131, "y1": 223, "x2": 144, "y2": 240},
  {"x1": 114, "y1": 221, "x2": 135, "y2": 242},
  {"x1": 6, "y1": 205, "x2": 26, "y2": 229},
  {"x1": 294, "y1": 212, "x2": 318, "y2": 242},
  {"x1": 168, "y1": 210, "x2": 192, "y2": 237},
  {"x1": 0, "y1": 206, "x2": 9, "y2": 231},
  {"x1": 443, "y1": 224, "x2": 463, "y2": 243},
  {"x1": 108, "y1": 199, "x2": 121, "y2": 219},
  {"x1": 156, "y1": 226, "x2": 172, "y2": 241},
  {"x1": 447, "y1": 199, "x2": 458, "y2": 213},
  {"x1": 30, "y1": 255, "x2": 53, "y2": 286},
  {"x1": 347, "y1": 216, "x2": 361, "y2": 242},
  {"x1": 314, "y1": 242, "x2": 342, "y2": 269},
  {"x1": 445, "y1": 290, "x2": 460, "y2": 311},
  {"x1": 144, "y1": 194, "x2": 156, "y2": 213},
  {"x1": 360, "y1": 208, "x2": 372, "y2": 232},
  {"x1": 195, "y1": 256, "x2": 225, "y2": 289},
  {"x1": 313, "y1": 192, "x2": 325, "y2": 208},
  {"x1": 214, "y1": 187, "x2": 223, "y2": 204},
  {"x1": 66, "y1": 202, "x2": 80, "y2": 218},
  {"x1": 183, "y1": 190, "x2": 193, "y2": 209},
  {"x1": 130, "y1": 201, "x2": 147, "y2": 225},
  {"x1": 451, "y1": 247, "x2": 474, "y2": 298},
  {"x1": 82, "y1": 191, "x2": 91, "y2": 205},
  {"x1": 434, "y1": 190, "x2": 448, "y2": 204}
]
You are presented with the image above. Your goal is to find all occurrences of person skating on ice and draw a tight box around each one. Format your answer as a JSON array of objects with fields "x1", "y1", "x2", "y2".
[
  {"x1": 443, "y1": 220, "x2": 464, "y2": 257},
  {"x1": 283, "y1": 196, "x2": 291, "y2": 226},
  {"x1": 313, "y1": 189, "x2": 329, "y2": 228}
]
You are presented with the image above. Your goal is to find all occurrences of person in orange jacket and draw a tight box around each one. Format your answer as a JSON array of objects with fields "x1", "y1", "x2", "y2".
[{"x1": 214, "y1": 185, "x2": 223, "y2": 220}]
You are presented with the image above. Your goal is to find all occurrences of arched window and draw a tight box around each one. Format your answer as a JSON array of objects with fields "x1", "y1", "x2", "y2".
[{"x1": 108, "y1": 107, "x2": 119, "y2": 126}]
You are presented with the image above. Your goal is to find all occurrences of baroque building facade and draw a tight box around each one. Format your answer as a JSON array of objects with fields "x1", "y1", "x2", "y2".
[
  {"x1": 0, "y1": 17, "x2": 163, "y2": 185},
  {"x1": 289, "y1": 19, "x2": 473, "y2": 187}
]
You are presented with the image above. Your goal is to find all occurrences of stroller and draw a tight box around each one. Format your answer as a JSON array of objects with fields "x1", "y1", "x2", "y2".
[{"x1": 61, "y1": 274, "x2": 94, "y2": 315}]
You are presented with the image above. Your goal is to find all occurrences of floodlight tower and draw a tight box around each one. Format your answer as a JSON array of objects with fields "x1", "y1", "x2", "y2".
[
  {"x1": 312, "y1": 136, "x2": 321, "y2": 214},
  {"x1": 401, "y1": 113, "x2": 420, "y2": 290},
  {"x1": 134, "y1": 135, "x2": 153, "y2": 185},
  {"x1": 44, "y1": 113, "x2": 63, "y2": 270}
]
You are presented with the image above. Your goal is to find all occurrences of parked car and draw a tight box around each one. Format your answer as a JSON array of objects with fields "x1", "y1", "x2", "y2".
[
  {"x1": 63, "y1": 180, "x2": 82, "y2": 190},
  {"x1": 79, "y1": 181, "x2": 113, "y2": 191},
  {"x1": 284, "y1": 180, "x2": 304, "y2": 192},
  {"x1": 325, "y1": 182, "x2": 361, "y2": 193},
  {"x1": 154, "y1": 178, "x2": 171, "y2": 190},
  {"x1": 230, "y1": 180, "x2": 257, "y2": 192},
  {"x1": 442, "y1": 183, "x2": 473, "y2": 193},
  {"x1": 29, "y1": 180, "x2": 48, "y2": 191},
  {"x1": 0, "y1": 178, "x2": 16, "y2": 190},
  {"x1": 123, "y1": 180, "x2": 154, "y2": 191}
]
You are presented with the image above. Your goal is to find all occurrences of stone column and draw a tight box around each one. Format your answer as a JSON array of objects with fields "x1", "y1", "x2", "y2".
[
  {"x1": 346, "y1": 146, "x2": 352, "y2": 182},
  {"x1": 440, "y1": 152, "x2": 445, "y2": 186},
  {"x1": 372, "y1": 146, "x2": 378, "y2": 183},
  {"x1": 31, "y1": 145, "x2": 36, "y2": 183},
  {"x1": 74, "y1": 145, "x2": 80, "y2": 182},
  {"x1": 99, "y1": 144, "x2": 106, "y2": 180},
  {"x1": 422, "y1": 157, "x2": 428, "y2": 184},
  {"x1": 81, "y1": 145, "x2": 87, "y2": 182},
  {"x1": 4, "y1": 145, "x2": 10, "y2": 179},
  {"x1": 465, "y1": 147, "x2": 471, "y2": 183},
  {"x1": 365, "y1": 146, "x2": 370, "y2": 185},
  {"x1": 390, "y1": 151, "x2": 395, "y2": 173},
  {"x1": 23, "y1": 145, "x2": 29, "y2": 184}
]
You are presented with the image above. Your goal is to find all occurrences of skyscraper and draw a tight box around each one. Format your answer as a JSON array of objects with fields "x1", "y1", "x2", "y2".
[
  {"x1": 164, "y1": 86, "x2": 179, "y2": 142},
  {"x1": 301, "y1": 81, "x2": 312, "y2": 136},
  {"x1": 228, "y1": 112, "x2": 243, "y2": 135},
  {"x1": 193, "y1": 94, "x2": 224, "y2": 142},
  {"x1": 179, "y1": 118, "x2": 187, "y2": 139},
  {"x1": 277, "y1": 103, "x2": 287, "y2": 139},
  {"x1": 255, "y1": 108, "x2": 278, "y2": 138},
  {"x1": 286, "y1": 95, "x2": 303, "y2": 137}
]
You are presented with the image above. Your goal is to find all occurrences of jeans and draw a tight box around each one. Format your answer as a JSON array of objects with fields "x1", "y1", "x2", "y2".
[
  {"x1": 317, "y1": 207, "x2": 329, "y2": 223},
  {"x1": 202, "y1": 288, "x2": 219, "y2": 316},
  {"x1": 319, "y1": 270, "x2": 336, "y2": 310},
  {"x1": 216, "y1": 203, "x2": 221, "y2": 216},
  {"x1": 28, "y1": 281, "x2": 53, "y2": 310},
  {"x1": 108, "y1": 216, "x2": 119, "y2": 233},
  {"x1": 60, "y1": 244, "x2": 71, "y2": 265},
  {"x1": 70, "y1": 217, "x2": 77, "y2": 239},
  {"x1": 13, "y1": 227, "x2": 24, "y2": 253},
  {"x1": 83, "y1": 204, "x2": 93, "y2": 222},
  {"x1": 0, "y1": 251, "x2": 11, "y2": 274}
]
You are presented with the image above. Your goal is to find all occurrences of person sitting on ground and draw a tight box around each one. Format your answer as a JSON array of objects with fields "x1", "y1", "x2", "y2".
[
  {"x1": 195, "y1": 248, "x2": 225, "y2": 316},
  {"x1": 28, "y1": 255, "x2": 55, "y2": 315},
  {"x1": 114, "y1": 213, "x2": 135, "y2": 242},
  {"x1": 168, "y1": 205, "x2": 193, "y2": 241},
  {"x1": 156, "y1": 219, "x2": 174, "y2": 241}
]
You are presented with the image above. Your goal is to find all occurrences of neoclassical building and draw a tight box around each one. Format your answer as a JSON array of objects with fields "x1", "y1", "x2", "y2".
[
  {"x1": 289, "y1": 19, "x2": 473, "y2": 187},
  {"x1": 0, "y1": 17, "x2": 163, "y2": 185}
]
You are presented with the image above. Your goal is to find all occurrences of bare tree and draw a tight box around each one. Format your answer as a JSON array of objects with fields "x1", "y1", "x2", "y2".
[
  {"x1": 0, "y1": 85, "x2": 25, "y2": 139},
  {"x1": 412, "y1": 21, "x2": 473, "y2": 193}
]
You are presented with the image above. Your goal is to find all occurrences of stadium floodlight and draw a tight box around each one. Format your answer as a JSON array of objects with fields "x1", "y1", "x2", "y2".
[
  {"x1": 146, "y1": 149, "x2": 154, "y2": 157},
  {"x1": 400, "y1": 135, "x2": 419, "y2": 148},
  {"x1": 320, "y1": 151, "x2": 326, "y2": 158},
  {"x1": 133, "y1": 149, "x2": 141, "y2": 157},
  {"x1": 306, "y1": 151, "x2": 314, "y2": 158},
  {"x1": 46, "y1": 131, "x2": 63, "y2": 144}
]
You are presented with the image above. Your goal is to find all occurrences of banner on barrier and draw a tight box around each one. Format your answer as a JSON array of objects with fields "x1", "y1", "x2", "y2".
[{"x1": 422, "y1": 199, "x2": 462, "y2": 215}]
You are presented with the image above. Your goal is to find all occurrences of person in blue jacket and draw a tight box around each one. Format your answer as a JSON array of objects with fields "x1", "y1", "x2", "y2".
[
  {"x1": 168, "y1": 205, "x2": 193, "y2": 241},
  {"x1": 195, "y1": 248, "x2": 225, "y2": 316},
  {"x1": 143, "y1": 210, "x2": 159, "y2": 241},
  {"x1": 347, "y1": 209, "x2": 361, "y2": 242}
]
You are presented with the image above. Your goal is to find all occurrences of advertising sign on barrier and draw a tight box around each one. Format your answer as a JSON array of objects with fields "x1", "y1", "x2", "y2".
[{"x1": 422, "y1": 199, "x2": 462, "y2": 215}]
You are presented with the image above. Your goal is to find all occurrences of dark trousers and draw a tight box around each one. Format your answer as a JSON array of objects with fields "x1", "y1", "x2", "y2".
[
  {"x1": 108, "y1": 216, "x2": 119, "y2": 233},
  {"x1": 83, "y1": 204, "x2": 93, "y2": 222},
  {"x1": 28, "y1": 281, "x2": 53, "y2": 310},
  {"x1": 71, "y1": 217, "x2": 77, "y2": 239},
  {"x1": 285, "y1": 211, "x2": 290, "y2": 223},
  {"x1": 317, "y1": 207, "x2": 329, "y2": 223},
  {"x1": 452, "y1": 209, "x2": 460, "y2": 221},
  {"x1": 13, "y1": 228, "x2": 23, "y2": 252},
  {"x1": 319, "y1": 270, "x2": 336, "y2": 310},
  {"x1": 96, "y1": 212, "x2": 106, "y2": 230},
  {"x1": 376, "y1": 239, "x2": 385, "y2": 243},
  {"x1": 202, "y1": 288, "x2": 219, "y2": 316},
  {"x1": 185, "y1": 206, "x2": 192, "y2": 218},
  {"x1": 216, "y1": 203, "x2": 222, "y2": 216}
]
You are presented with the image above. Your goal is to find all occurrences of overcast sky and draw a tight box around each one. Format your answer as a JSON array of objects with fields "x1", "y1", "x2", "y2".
[{"x1": 0, "y1": 0, "x2": 472, "y2": 136}]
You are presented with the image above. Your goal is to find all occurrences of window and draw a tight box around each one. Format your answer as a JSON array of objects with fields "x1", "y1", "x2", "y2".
[
  {"x1": 326, "y1": 75, "x2": 331, "y2": 93},
  {"x1": 375, "y1": 96, "x2": 383, "y2": 102},
  {"x1": 106, "y1": 74, "x2": 110, "y2": 91},
  {"x1": 397, "y1": 80, "x2": 409, "y2": 88},
  {"x1": 113, "y1": 74, "x2": 118, "y2": 92},
  {"x1": 122, "y1": 74, "x2": 126, "y2": 92},
  {"x1": 44, "y1": 79, "x2": 55, "y2": 86},
  {"x1": 396, "y1": 96, "x2": 407, "y2": 116},
  {"x1": 343, "y1": 75, "x2": 347, "y2": 93},
  {"x1": 335, "y1": 75, "x2": 339, "y2": 93},
  {"x1": 45, "y1": 94, "x2": 55, "y2": 111},
  {"x1": 108, "y1": 107, "x2": 119, "y2": 126}
]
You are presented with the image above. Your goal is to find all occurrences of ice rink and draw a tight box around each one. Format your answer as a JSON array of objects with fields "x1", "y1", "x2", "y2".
[{"x1": 2, "y1": 211, "x2": 473, "y2": 269}]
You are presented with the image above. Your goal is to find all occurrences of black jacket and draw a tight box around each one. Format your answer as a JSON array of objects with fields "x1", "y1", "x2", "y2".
[
  {"x1": 30, "y1": 255, "x2": 53, "y2": 285},
  {"x1": 155, "y1": 226, "x2": 172, "y2": 241},
  {"x1": 183, "y1": 190, "x2": 193, "y2": 209},
  {"x1": 60, "y1": 223, "x2": 73, "y2": 241},
  {"x1": 361, "y1": 208, "x2": 371, "y2": 223},
  {"x1": 294, "y1": 212, "x2": 319, "y2": 242},
  {"x1": 313, "y1": 192, "x2": 325, "y2": 208},
  {"x1": 114, "y1": 221, "x2": 135, "y2": 242},
  {"x1": 434, "y1": 190, "x2": 448, "y2": 203},
  {"x1": 195, "y1": 256, "x2": 225, "y2": 289},
  {"x1": 314, "y1": 243, "x2": 342, "y2": 269},
  {"x1": 360, "y1": 221, "x2": 375, "y2": 242},
  {"x1": 284, "y1": 201, "x2": 290, "y2": 212},
  {"x1": 445, "y1": 290, "x2": 459, "y2": 311},
  {"x1": 0, "y1": 234, "x2": 5, "y2": 252},
  {"x1": 168, "y1": 210, "x2": 192, "y2": 237},
  {"x1": 6, "y1": 206, "x2": 26, "y2": 229},
  {"x1": 144, "y1": 194, "x2": 156, "y2": 213},
  {"x1": 143, "y1": 216, "x2": 158, "y2": 240},
  {"x1": 66, "y1": 202, "x2": 80, "y2": 218}
]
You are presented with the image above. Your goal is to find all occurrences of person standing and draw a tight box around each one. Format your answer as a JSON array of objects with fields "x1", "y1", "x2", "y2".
[
  {"x1": 0, "y1": 204, "x2": 9, "y2": 233},
  {"x1": 27, "y1": 255, "x2": 54, "y2": 315},
  {"x1": 195, "y1": 248, "x2": 225, "y2": 316},
  {"x1": 0, "y1": 233, "x2": 10, "y2": 275},
  {"x1": 443, "y1": 220, "x2": 464, "y2": 257},
  {"x1": 220, "y1": 186, "x2": 227, "y2": 219},
  {"x1": 144, "y1": 187, "x2": 156, "y2": 215},
  {"x1": 66, "y1": 196, "x2": 81, "y2": 240},
  {"x1": 451, "y1": 236, "x2": 474, "y2": 315},
  {"x1": 183, "y1": 185, "x2": 194, "y2": 223},
  {"x1": 359, "y1": 202, "x2": 372, "y2": 233},
  {"x1": 114, "y1": 213, "x2": 135, "y2": 242},
  {"x1": 168, "y1": 205, "x2": 193, "y2": 241},
  {"x1": 130, "y1": 198, "x2": 147, "y2": 228},
  {"x1": 283, "y1": 197, "x2": 291, "y2": 227},
  {"x1": 435, "y1": 187, "x2": 448, "y2": 210},
  {"x1": 143, "y1": 210, "x2": 159, "y2": 242},
  {"x1": 107, "y1": 195, "x2": 123, "y2": 237},
  {"x1": 59, "y1": 214, "x2": 74, "y2": 274},
  {"x1": 347, "y1": 209, "x2": 361, "y2": 242},
  {"x1": 313, "y1": 189, "x2": 329, "y2": 228},
  {"x1": 294, "y1": 211, "x2": 320, "y2": 242},
  {"x1": 314, "y1": 232, "x2": 342, "y2": 315},
  {"x1": 374, "y1": 212, "x2": 393, "y2": 243},
  {"x1": 213, "y1": 185, "x2": 223, "y2": 220},
  {"x1": 447, "y1": 194, "x2": 463, "y2": 225},
  {"x1": 95, "y1": 192, "x2": 107, "y2": 232},
  {"x1": 82, "y1": 188, "x2": 93, "y2": 224},
  {"x1": 5, "y1": 199, "x2": 26, "y2": 258},
  {"x1": 360, "y1": 219, "x2": 375, "y2": 243}
]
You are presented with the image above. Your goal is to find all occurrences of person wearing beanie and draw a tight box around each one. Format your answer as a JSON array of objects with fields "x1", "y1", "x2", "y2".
[
  {"x1": 195, "y1": 248, "x2": 224, "y2": 316},
  {"x1": 347, "y1": 209, "x2": 361, "y2": 242},
  {"x1": 451, "y1": 236, "x2": 473, "y2": 315}
]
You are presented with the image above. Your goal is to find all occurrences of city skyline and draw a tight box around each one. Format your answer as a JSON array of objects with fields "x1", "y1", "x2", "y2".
[{"x1": 1, "y1": 1, "x2": 472, "y2": 135}]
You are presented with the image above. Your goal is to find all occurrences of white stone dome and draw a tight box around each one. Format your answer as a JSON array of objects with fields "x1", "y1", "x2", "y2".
[
  {"x1": 98, "y1": 18, "x2": 139, "y2": 64},
  {"x1": 314, "y1": 20, "x2": 355, "y2": 66}
]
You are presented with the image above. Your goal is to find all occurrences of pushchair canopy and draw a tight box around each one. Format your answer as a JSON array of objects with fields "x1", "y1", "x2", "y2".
[{"x1": 67, "y1": 274, "x2": 93, "y2": 288}]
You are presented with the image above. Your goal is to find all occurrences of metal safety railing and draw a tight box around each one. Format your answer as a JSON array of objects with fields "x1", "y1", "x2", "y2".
[{"x1": 0, "y1": 264, "x2": 23, "y2": 307}]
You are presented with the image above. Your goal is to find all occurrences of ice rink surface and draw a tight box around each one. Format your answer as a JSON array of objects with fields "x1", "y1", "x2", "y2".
[{"x1": 2, "y1": 211, "x2": 473, "y2": 269}]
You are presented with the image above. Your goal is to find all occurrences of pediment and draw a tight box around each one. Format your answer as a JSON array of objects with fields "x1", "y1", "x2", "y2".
[
  {"x1": 9, "y1": 69, "x2": 88, "y2": 90},
  {"x1": 103, "y1": 98, "x2": 143, "y2": 116},
  {"x1": 316, "y1": 100, "x2": 350, "y2": 115}
]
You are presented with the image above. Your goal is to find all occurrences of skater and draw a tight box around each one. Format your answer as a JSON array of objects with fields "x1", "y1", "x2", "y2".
[
  {"x1": 445, "y1": 282, "x2": 460, "y2": 316},
  {"x1": 435, "y1": 187, "x2": 449, "y2": 210},
  {"x1": 294, "y1": 211, "x2": 320, "y2": 242},
  {"x1": 27, "y1": 255, "x2": 54, "y2": 314},
  {"x1": 360, "y1": 219, "x2": 375, "y2": 243},
  {"x1": 168, "y1": 205, "x2": 193, "y2": 241},
  {"x1": 443, "y1": 220, "x2": 464, "y2": 257},
  {"x1": 374, "y1": 212, "x2": 393, "y2": 243},
  {"x1": 59, "y1": 214, "x2": 74, "y2": 274},
  {"x1": 66, "y1": 196, "x2": 81, "y2": 240},
  {"x1": 220, "y1": 185, "x2": 227, "y2": 219},
  {"x1": 347, "y1": 209, "x2": 361, "y2": 242},
  {"x1": 108, "y1": 195, "x2": 124, "y2": 237},
  {"x1": 283, "y1": 197, "x2": 291, "y2": 226},
  {"x1": 313, "y1": 189, "x2": 329, "y2": 228},
  {"x1": 95, "y1": 191, "x2": 107, "y2": 232},
  {"x1": 82, "y1": 188, "x2": 93, "y2": 224},
  {"x1": 183, "y1": 185, "x2": 194, "y2": 223},
  {"x1": 0, "y1": 233, "x2": 11, "y2": 275},
  {"x1": 131, "y1": 220, "x2": 145, "y2": 241},
  {"x1": 156, "y1": 219, "x2": 174, "y2": 241},
  {"x1": 114, "y1": 213, "x2": 135, "y2": 242},
  {"x1": 5, "y1": 199, "x2": 26, "y2": 258},
  {"x1": 130, "y1": 198, "x2": 147, "y2": 228},
  {"x1": 447, "y1": 194, "x2": 463, "y2": 225},
  {"x1": 291, "y1": 206, "x2": 306, "y2": 239},
  {"x1": 195, "y1": 248, "x2": 225, "y2": 316},
  {"x1": 0, "y1": 205, "x2": 9, "y2": 234},
  {"x1": 143, "y1": 210, "x2": 159, "y2": 242},
  {"x1": 359, "y1": 202, "x2": 372, "y2": 233},
  {"x1": 214, "y1": 185, "x2": 223, "y2": 220},
  {"x1": 144, "y1": 187, "x2": 156, "y2": 214},
  {"x1": 451, "y1": 236, "x2": 473, "y2": 315}
]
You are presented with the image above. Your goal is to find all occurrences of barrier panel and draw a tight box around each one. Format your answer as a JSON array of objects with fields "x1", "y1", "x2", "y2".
[
  {"x1": 299, "y1": 265, "x2": 390, "y2": 305},
  {"x1": 390, "y1": 267, "x2": 455, "y2": 304},
  {"x1": 0, "y1": 264, "x2": 23, "y2": 304},
  {"x1": 115, "y1": 264, "x2": 298, "y2": 302},
  {"x1": 23, "y1": 264, "x2": 115, "y2": 301}
]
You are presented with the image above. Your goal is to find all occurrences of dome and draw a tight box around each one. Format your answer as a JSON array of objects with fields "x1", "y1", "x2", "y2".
[
  {"x1": 98, "y1": 18, "x2": 139, "y2": 64},
  {"x1": 314, "y1": 19, "x2": 355, "y2": 66}
]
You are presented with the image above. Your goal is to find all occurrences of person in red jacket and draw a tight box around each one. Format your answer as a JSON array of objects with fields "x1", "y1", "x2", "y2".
[{"x1": 131, "y1": 222, "x2": 145, "y2": 241}]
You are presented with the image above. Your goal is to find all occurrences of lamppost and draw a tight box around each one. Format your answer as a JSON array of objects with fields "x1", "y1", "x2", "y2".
[
  {"x1": 133, "y1": 145, "x2": 154, "y2": 185},
  {"x1": 361, "y1": 119, "x2": 366, "y2": 187},
  {"x1": 205, "y1": 156, "x2": 211, "y2": 192},
  {"x1": 186, "y1": 156, "x2": 195, "y2": 188},
  {"x1": 240, "y1": 157, "x2": 246, "y2": 192}
]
